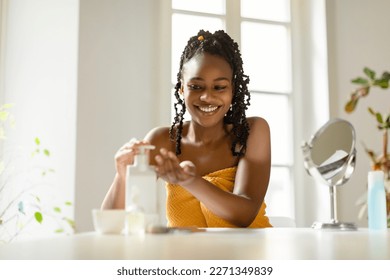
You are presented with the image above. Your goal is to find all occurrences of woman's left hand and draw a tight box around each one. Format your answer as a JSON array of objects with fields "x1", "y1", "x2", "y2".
[{"x1": 154, "y1": 148, "x2": 197, "y2": 186}]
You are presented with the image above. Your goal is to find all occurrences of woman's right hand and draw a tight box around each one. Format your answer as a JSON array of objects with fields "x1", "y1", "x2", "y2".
[{"x1": 114, "y1": 138, "x2": 151, "y2": 179}]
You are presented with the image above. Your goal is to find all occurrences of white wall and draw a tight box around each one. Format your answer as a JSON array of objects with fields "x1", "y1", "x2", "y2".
[
  {"x1": 1, "y1": 0, "x2": 78, "y2": 239},
  {"x1": 326, "y1": 0, "x2": 390, "y2": 226},
  {"x1": 75, "y1": 0, "x2": 169, "y2": 231},
  {"x1": 1, "y1": 0, "x2": 170, "y2": 235}
]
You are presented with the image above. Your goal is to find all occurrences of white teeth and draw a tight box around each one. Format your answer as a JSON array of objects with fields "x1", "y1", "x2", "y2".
[{"x1": 199, "y1": 105, "x2": 218, "y2": 113}]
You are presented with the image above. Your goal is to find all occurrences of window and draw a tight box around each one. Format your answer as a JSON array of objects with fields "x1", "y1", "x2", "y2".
[{"x1": 171, "y1": 0, "x2": 294, "y2": 218}]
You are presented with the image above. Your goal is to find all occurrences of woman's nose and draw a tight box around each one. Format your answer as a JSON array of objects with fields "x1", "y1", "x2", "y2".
[{"x1": 199, "y1": 90, "x2": 212, "y2": 102}]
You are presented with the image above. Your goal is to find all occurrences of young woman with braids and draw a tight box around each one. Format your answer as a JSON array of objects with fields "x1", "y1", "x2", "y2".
[{"x1": 102, "y1": 30, "x2": 272, "y2": 228}]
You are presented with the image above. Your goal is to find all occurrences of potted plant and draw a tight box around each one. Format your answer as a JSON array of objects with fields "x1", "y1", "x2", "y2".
[{"x1": 345, "y1": 67, "x2": 390, "y2": 226}]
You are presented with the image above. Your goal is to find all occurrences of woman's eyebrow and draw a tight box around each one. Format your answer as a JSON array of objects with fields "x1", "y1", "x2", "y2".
[
  {"x1": 188, "y1": 77, "x2": 204, "y2": 81},
  {"x1": 188, "y1": 77, "x2": 230, "y2": 82},
  {"x1": 214, "y1": 77, "x2": 230, "y2": 82}
]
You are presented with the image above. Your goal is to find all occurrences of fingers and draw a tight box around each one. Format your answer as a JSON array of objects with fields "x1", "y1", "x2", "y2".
[
  {"x1": 155, "y1": 148, "x2": 180, "y2": 182},
  {"x1": 155, "y1": 149, "x2": 196, "y2": 184},
  {"x1": 115, "y1": 138, "x2": 151, "y2": 176},
  {"x1": 117, "y1": 139, "x2": 151, "y2": 156},
  {"x1": 118, "y1": 138, "x2": 150, "y2": 153},
  {"x1": 180, "y1": 161, "x2": 196, "y2": 176}
]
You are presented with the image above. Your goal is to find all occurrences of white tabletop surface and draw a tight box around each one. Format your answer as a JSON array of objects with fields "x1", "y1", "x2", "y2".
[{"x1": 0, "y1": 228, "x2": 389, "y2": 260}]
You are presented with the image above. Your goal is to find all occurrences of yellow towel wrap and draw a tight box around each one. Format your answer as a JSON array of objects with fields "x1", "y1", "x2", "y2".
[{"x1": 166, "y1": 166, "x2": 272, "y2": 228}]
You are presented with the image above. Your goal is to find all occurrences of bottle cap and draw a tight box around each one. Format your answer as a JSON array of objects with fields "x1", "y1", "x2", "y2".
[
  {"x1": 138, "y1": 145, "x2": 155, "y2": 154},
  {"x1": 368, "y1": 170, "x2": 384, "y2": 187},
  {"x1": 134, "y1": 145, "x2": 155, "y2": 168}
]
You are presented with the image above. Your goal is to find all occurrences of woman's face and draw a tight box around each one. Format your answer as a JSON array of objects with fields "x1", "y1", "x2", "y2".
[{"x1": 180, "y1": 53, "x2": 233, "y2": 128}]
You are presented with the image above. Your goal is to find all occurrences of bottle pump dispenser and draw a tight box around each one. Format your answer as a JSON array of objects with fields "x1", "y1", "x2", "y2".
[{"x1": 125, "y1": 145, "x2": 158, "y2": 232}]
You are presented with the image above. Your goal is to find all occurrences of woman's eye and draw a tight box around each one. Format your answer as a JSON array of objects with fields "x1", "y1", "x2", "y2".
[
  {"x1": 188, "y1": 84, "x2": 202, "y2": 90},
  {"x1": 215, "y1": 85, "x2": 227, "y2": 91}
]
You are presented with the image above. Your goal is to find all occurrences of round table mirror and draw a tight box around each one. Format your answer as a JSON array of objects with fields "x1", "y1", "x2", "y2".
[{"x1": 302, "y1": 118, "x2": 357, "y2": 230}]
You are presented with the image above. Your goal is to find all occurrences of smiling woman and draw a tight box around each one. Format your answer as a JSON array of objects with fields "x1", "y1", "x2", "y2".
[
  {"x1": 170, "y1": 0, "x2": 296, "y2": 222},
  {"x1": 102, "y1": 30, "x2": 272, "y2": 228}
]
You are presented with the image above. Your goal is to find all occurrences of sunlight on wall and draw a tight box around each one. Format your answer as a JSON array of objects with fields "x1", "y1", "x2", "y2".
[{"x1": 1, "y1": 0, "x2": 78, "y2": 241}]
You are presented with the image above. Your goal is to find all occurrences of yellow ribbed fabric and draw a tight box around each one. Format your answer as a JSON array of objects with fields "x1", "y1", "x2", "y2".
[{"x1": 166, "y1": 166, "x2": 272, "y2": 228}]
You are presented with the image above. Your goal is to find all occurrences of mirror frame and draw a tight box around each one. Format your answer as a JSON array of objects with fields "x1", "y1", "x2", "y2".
[
  {"x1": 302, "y1": 118, "x2": 357, "y2": 187},
  {"x1": 302, "y1": 118, "x2": 357, "y2": 231}
]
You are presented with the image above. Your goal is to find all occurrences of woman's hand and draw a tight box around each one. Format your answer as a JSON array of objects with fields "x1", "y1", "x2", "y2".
[
  {"x1": 114, "y1": 138, "x2": 151, "y2": 179},
  {"x1": 102, "y1": 138, "x2": 151, "y2": 209},
  {"x1": 154, "y1": 148, "x2": 197, "y2": 186}
]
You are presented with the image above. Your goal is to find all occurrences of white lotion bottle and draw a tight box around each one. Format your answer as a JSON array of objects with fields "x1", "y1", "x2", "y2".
[
  {"x1": 125, "y1": 186, "x2": 145, "y2": 235},
  {"x1": 367, "y1": 170, "x2": 387, "y2": 230},
  {"x1": 125, "y1": 145, "x2": 158, "y2": 233}
]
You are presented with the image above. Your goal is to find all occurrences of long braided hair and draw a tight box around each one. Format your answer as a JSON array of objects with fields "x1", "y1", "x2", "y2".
[{"x1": 170, "y1": 30, "x2": 251, "y2": 157}]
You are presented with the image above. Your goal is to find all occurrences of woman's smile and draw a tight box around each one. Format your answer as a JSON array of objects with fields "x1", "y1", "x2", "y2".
[{"x1": 197, "y1": 104, "x2": 220, "y2": 113}]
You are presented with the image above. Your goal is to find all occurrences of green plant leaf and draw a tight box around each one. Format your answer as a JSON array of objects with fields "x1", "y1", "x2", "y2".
[
  {"x1": 382, "y1": 71, "x2": 390, "y2": 80},
  {"x1": 345, "y1": 99, "x2": 358, "y2": 113},
  {"x1": 373, "y1": 79, "x2": 389, "y2": 89},
  {"x1": 368, "y1": 107, "x2": 375, "y2": 116},
  {"x1": 364, "y1": 67, "x2": 376, "y2": 80},
  {"x1": 35, "y1": 137, "x2": 41, "y2": 145},
  {"x1": 385, "y1": 115, "x2": 390, "y2": 126},
  {"x1": 65, "y1": 201, "x2": 72, "y2": 206},
  {"x1": 55, "y1": 228, "x2": 64, "y2": 233},
  {"x1": 64, "y1": 217, "x2": 75, "y2": 229},
  {"x1": 43, "y1": 149, "x2": 50, "y2": 157},
  {"x1": 376, "y1": 112, "x2": 383, "y2": 124},
  {"x1": 351, "y1": 77, "x2": 368, "y2": 85},
  {"x1": 0, "y1": 111, "x2": 9, "y2": 121},
  {"x1": 1, "y1": 103, "x2": 14, "y2": 109},
  {"x1": 34, "y1": 212, "x2": 43, "y2": 224},
  {"x1": 53, "y1": 207, "x2": 61, "y2": 213}
]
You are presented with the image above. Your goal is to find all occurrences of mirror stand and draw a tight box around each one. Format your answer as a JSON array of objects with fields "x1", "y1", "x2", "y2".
[
  {"x1": 312, "y1": 185, "x2": 357, "y2": 230},
  {"x1": 302, "y1": 118, "x2": 358, "y2": 231}
]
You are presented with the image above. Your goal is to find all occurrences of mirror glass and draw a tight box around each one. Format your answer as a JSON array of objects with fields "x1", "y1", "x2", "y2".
[{"x1": 302, "y1": 118, "x2": 357, "y2": 230}]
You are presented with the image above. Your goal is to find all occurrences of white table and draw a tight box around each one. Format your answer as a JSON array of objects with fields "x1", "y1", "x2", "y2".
[{"x1": 0, "y1": 228, "x2": 389, "y2": 260}]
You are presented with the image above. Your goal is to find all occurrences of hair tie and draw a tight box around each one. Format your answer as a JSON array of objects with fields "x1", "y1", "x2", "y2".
[{"x1": 197, "y1": 35, "x2": 204, "y2": 41}]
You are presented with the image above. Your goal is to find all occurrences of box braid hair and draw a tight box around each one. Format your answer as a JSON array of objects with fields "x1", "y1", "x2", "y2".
[{"x1": 169, "y1": 29, "x2": 251, "y2": 157}]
